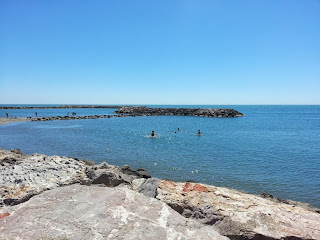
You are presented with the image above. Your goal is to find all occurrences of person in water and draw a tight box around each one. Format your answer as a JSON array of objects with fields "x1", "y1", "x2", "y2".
[
  {"x1": 197, "y1": 129, "x2": 201, "y2": 135},
  {"x1": 151, "y1": 131, "x2": 155, "y2": 137}
]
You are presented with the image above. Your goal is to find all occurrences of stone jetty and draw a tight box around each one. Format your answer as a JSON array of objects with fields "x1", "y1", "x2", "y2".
[
  {"x1": 23, "y1": 106, "x2": 244, "y2": 122},
  {"x1": 1, "y1": 148, "x2": 319, "y2": 240},
  {"x1": 115, "y1": 106, "x2": 244, "y2": 117},
  {"x1": 30, "y1": 114, "x2": 130, "y2": 122}
]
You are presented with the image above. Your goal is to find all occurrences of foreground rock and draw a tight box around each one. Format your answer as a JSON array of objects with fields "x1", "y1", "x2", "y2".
[
  {"x1": 0, "y1": 150, "x2": 88, "y2": 206},
  {"x1": 1, "y1": 149, "x2": 319, "y2": 240},
  {"x1": 0, "y1": 149, "x2": 150, "y2": 207},
  {"x1": 156, "y1": 181, "x2": 320, "y2": 240},
  {"x1": 116, "y1": 106, "x2": 244, "y2": 118},
  {"x1": 0, "y1": 184, "x2": 227, "y2": 240}
]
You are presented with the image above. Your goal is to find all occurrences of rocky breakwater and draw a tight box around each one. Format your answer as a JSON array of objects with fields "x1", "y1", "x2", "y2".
[
  {"x1": 30, "y1": 114, "x2": 131, "y2": 122},
  {"x1": 115, "y1": 106, "x2": 244, "y2": 117},
  {"x1": 0, "y1": 149, "x2": 319, "y2": 240}
]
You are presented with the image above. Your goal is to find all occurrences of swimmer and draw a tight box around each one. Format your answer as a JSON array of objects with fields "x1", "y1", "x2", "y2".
[
  {"x1": 197, "y1": 129, "x2": 201, "y2": 135},
  {"x1": 178, "y1": 128, "x2": 180, "y2": 131},
  {"x1": 151, "y1": 131, "x2": 155, "y2": 137}
]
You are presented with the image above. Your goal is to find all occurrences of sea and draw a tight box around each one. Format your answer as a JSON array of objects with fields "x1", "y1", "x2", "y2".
[{"x1": 0, "y1": 105, "x2": 319, "y2": 208}]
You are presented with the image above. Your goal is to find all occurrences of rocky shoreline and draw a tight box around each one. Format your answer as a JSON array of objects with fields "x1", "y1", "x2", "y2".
[{"x1": 0, "y1": 148, "x2": 319, "y2": 240}]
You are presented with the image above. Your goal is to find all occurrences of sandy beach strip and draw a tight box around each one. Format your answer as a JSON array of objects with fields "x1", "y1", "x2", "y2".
[{"x1": 0, "y1": 118, "x2": 31, "y2": 126}]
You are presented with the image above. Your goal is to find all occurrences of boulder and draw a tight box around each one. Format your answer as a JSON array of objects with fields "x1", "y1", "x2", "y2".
[
  {"x1": 0, "y1": 184, "x2": 228, "y2": 240},
  {"x1": 121, "y1": 165, "x2": 151, "y2": 178},
  {"x1": 0, "y1": 149, "x2": 88, "y2": 206},
  {"x1": 133, "y1": 177, "x2": 160, "y2": 198},
  {"x1": 156, "y1": 180, "x2": 320, "y2": 240},
  {"x1": 86, "y1": 162, "x2": 139, "y2": 187}
]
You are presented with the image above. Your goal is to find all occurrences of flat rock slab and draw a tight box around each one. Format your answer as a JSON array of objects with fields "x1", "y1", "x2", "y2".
[
  {"x1": 156, "y1": 181, "x2": 320, "y2": 240},
  {"x1": 0, "y1": 184, "x2": 228, "y2": 240}
]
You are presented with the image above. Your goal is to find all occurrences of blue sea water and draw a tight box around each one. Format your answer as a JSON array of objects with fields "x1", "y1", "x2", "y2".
[{"x1": 0, "y1": 105, "x2": 319, "y2": 208}]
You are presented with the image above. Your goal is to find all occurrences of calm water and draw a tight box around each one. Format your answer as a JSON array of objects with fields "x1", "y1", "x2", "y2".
[{"x1": 0, "y1": 105, "x2": 319, "y2": 208}]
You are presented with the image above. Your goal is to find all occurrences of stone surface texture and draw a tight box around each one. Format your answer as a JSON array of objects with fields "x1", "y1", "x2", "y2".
[
  {"x1": 0, "y1": 150, "x2": 88, "y2": 206},
  {"x1": 156, "y1": 180, "x2": 320, "y2": 240},
  {"x1": 0, "y1": 149, "x2": 149, "y2": 206},
  {"x1": 116, "y1": 106, "x2": 244, "y2": 117},
  {"x1": 1, "y1": 148, "x2": 320, "y2": 240},
  {"x1": 0, "y1": 184, "x2": 228, "y2": 240}
]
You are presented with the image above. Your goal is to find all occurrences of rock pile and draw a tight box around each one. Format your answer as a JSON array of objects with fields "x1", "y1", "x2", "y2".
[
  {"x1": 1, "y1": 148, "x2": 319, "y2": 240},
  {"x1": 0, "y1": 149, "x2": 150, "y2": 207},
  {"x1": 115, "y1": 106, "x2": 244, "y2": 117},
  {"x1": 30, "y1": 114, "x2": 130, "y2": 122}
]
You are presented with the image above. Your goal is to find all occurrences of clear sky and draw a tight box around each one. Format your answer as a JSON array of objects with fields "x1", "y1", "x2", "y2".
[{"x1": 0, "y1": 0, "x2": 319, "y2": 105}]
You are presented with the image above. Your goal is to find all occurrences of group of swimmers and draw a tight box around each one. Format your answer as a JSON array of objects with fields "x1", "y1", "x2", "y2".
[{"x1": 151, "y1": 128, "x2": 201, "y2": 137}]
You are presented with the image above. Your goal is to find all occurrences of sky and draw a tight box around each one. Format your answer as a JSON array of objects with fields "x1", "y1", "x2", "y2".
[{"x1": 0, "y1": 0, "x2": 319, "y2": 105}]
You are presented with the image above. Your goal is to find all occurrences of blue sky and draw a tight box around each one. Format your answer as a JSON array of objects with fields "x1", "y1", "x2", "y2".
[{"x1": 1, "y1": 0, "x2": 319, "y2": 104}]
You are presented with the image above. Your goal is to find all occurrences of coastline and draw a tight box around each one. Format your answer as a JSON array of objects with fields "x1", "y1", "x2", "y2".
[
  {"x1": 0, "y1": 117, "x2": 31, "y2": 126},
  {"x1": 0, "y1": 148, "x2": 319, "y2": 239}
]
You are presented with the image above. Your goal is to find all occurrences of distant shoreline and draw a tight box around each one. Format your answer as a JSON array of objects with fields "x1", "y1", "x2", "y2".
[
  {"x1": 0, "y1": 105, "x2": 124, "y2": 109},
  {"x1": 0, "y1": 118, "x2": 31, "y2": 126}
]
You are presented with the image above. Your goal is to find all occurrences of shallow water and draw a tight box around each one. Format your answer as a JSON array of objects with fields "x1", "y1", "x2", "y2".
[{"x1": 0, "y1": 105, "x2": 319, "y2": 207}]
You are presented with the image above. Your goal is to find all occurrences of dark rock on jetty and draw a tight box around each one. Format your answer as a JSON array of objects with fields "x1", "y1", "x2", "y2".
[
  {"x1": 115, "y1": 106, "x2": 244, "y2": 117},
  {"x1": 30, "y1": 114, "x2": 130, "y2": 122},
  {"x1": 0, "y1": 105, "x2": 124, "y2": 109}
]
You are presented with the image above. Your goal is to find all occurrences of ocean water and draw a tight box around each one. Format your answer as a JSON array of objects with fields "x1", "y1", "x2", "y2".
[{"x1": 0, "y1": 105, "x2": 319, "y2": 208}]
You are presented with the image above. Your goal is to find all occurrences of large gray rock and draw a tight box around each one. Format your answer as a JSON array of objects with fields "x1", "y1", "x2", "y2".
[
  {"x1": 86, "y1": 162, "x2": 138, "y2": 187},
  {"x1": 0, "y1": 150, "x2": 88, "y2": 206},
  {"x1": 0, "y1": 184, "x2": 228, "y2": 240},
  {"x1": 156, "y1": 181, "x2": 320, "y2": 240},
  {"x1": 134, "y1": 177, "x2": 160, "y2": 198}
]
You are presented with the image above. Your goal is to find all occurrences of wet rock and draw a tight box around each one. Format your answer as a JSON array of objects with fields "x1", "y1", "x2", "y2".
[
  {"x1": 0, "y1": 184, "x2": 228, "y2": 240},
  {"x1": 121, "y1": 165, "x2": 151, "y2": 179}
]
